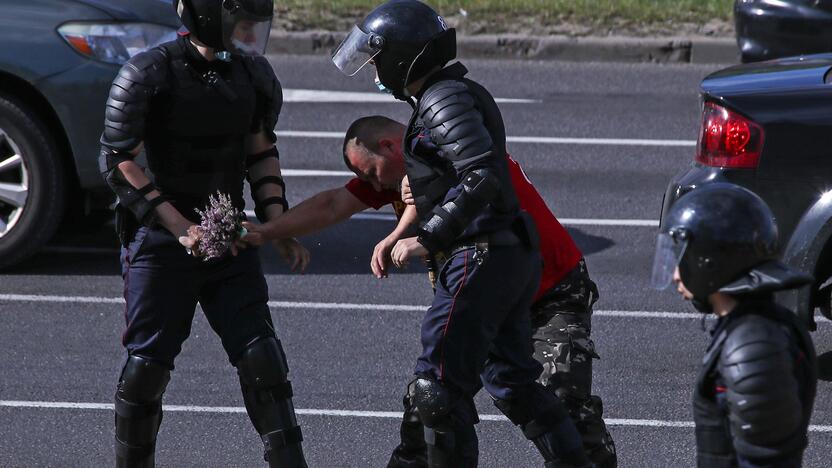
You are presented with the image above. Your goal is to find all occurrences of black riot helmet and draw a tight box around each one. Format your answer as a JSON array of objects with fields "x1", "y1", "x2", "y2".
[
  {"x1": 331, "y1": 0, "x2": 456, "y2": 98},
  {"x1": 174, "y1": 0, "x2": 274, "y2": 55},
  {"x1": 651, "y1": 183, "x2": 811, "y2": 309}
]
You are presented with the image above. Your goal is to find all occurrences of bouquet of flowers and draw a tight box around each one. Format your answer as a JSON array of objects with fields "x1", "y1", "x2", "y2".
[{"x1": 192, "y1": 191, "x2": 247, "y2": 261}]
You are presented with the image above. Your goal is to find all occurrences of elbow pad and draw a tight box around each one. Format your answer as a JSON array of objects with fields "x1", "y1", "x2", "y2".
[
  {"x1": 719, "y1": 317, "x2": 804, "y2": 455},
  {"x1": 99, "y1": 147, "x2": 163, "y2": 225},
  {"x1": 417, "y1": 169, "x2": 500, "y2": 252},
  {"x1": 246, "y1": 147, "x2": 287, "y2": 222},
  {"x1": 419, "y1": 80, "x2": 494, "y2": 170}
]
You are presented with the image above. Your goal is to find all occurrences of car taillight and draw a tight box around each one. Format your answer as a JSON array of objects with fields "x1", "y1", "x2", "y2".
[{"x1": 696, "y1": 101, "x2": 764, "y2": 168}]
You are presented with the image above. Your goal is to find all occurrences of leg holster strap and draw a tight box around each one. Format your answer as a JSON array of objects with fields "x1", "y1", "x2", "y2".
[
  {"x1": 263, "y1": 425, "x2": 304, "y2": 452},
  {"x1": 115, "y1": 437, "x2": 155, "y2": 460},
  {"x1": 256, "y1": 381, "x2": 294, "y2": 404},
  {"x1": 425, "y1": 428, "x2": 455, "y2": 451},
  {"x1": 115, "y1": 396, "x2": 161, "y2": 420}
]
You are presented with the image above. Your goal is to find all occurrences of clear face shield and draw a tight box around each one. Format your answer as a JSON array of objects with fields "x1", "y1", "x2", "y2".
[
  {"x1": 650, "y1": 229, "x2": 689, "y2": 290},
  {"x1": 332, "y1": 25, "x2": 383, "y2": 76},
  {"x1": 221, "y1": 4, "x2": 273, "y2": 56}
]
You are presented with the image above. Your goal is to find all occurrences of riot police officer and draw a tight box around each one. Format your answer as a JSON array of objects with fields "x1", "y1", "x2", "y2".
[
  {"x1": 332, "y1": 2, "x2": 591, "y2": 467},
  {"x1": 99, "y1": 1, "x2": 308, "y2": 466},
  {"x1": 652, "y1": 183, "x2": 817, "y2": 467}
]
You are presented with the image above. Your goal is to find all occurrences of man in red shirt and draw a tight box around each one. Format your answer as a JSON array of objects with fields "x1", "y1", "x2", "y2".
[{"x1": 243, "y1": 116, "x2": 616, "y2": 467}]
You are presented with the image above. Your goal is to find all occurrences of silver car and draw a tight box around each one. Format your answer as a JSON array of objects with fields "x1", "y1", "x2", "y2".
[{"x1": 0, "y1": 0, "x2": 179, "y2": 268}]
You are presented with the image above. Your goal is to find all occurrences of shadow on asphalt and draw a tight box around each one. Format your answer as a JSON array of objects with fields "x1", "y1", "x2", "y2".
[{"x1": 1, "y1": 221, "x2": 615, "y2": 276}]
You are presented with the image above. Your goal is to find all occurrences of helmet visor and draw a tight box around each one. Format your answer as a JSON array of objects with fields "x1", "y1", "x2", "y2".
[
  {"x1": 650, "y1": 232, "x2": 688, "y2": 290},
  {"x1": 221, "y1": 6, "x2": 273, "y2": 56},
  {"x1": 332, "y1": 25, "x2": 381, "y2": 76}
]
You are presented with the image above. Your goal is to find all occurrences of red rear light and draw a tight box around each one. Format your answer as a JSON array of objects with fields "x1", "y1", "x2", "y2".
[{"x1": 696, "y1": 101, "x2": 764, "y2": 168}]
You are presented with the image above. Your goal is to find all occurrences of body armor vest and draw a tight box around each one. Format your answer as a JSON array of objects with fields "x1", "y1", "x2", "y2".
[
  {"x1": 144, "y1": 37, "x2": 257, "y2": 221},
  {"x1": 693, "y1": 301, "x2": 816, "y2": 467},
  {"x1": 404, "y1": 64, "x2": 518, "y2": 233}
]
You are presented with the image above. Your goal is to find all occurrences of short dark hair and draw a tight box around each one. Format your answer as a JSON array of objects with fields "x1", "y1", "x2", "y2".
[{"x1": 342, "y1": 115, "x2": 404, "y2": 172}]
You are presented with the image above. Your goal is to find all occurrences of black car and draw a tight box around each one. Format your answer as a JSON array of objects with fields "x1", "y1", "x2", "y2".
[
  {"x1": 736, "y1": 0, "x2": 832, "y2": 62},
  {"x1": 660, "y1": 54, "x2": 832, "y2": 329}
]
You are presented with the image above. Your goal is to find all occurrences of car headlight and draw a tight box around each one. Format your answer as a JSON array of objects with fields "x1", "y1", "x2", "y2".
[{"x1": 58, "y1": 22, "x2": 178, "y2": 65}]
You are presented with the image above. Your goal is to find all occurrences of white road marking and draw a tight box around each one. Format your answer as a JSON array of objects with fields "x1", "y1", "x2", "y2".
[
  {"x1": 559, "y1": 218, "x2": 659, "y2": 227},
  {"x1": 281, "y1": 169, "x2": 354, "y2": 177},
  {"x1": 245, "y1": 209, "x2": 656, "y2": 227},
  {"x1": 282, "y1": 89, "x2": 540, "y2": 104},
  {"x1": 41, "y1": 246, "x2": 121, "y2": 255},
  {"x1": 275, "y1": 130, "x2": 696, "y2": 147},
  {"x1": 1, "y1": 400, "x2": 830, "y2": 432},
  {"x1": 4, "y1": 294, "x2": 826, "y2": 323}
]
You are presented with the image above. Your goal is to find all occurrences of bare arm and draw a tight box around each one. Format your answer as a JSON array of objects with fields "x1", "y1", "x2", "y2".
[
  {"x1": 245, "y1": 187, "x2": 369, "y2": 242},
  {"x1": 371, "y1": 204, "x2": 418, "y2": 278},
  {"x1": 117, "y1": 145, "x2": 193, "y2": 238},
  {"x1": 246, "y1": 131, "x2": 287, "y2": 222}
]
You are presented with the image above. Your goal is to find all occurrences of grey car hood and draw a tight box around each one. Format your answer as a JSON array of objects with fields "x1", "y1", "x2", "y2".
[{"x1": 69, "y1": 0, "x2": 181, "y2": 27}]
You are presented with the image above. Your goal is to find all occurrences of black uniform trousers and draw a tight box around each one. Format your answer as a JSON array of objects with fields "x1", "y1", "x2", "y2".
[
  {"x1": 120, "y1": 225, "x2": 275, "y2": 368},
  {"x1": 414, "y1": 241, "x2": 544, "y2": 425}
]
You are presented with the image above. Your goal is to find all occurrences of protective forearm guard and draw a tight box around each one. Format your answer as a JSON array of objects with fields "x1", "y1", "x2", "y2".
[
  {"x1": 99, "y1": 148, "x2": 164, "y2": 225},
  {"x1": 246, "y1": 146, "x2": 288, "y2": 222},
  {"x1": 417, "y1": 168, "x2": 500, "y2": 252}
]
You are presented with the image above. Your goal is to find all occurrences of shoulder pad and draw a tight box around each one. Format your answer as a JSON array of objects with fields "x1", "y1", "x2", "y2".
[
  {"x1": 101, "y1": 47, "x2": 169, "y2": 151},
  {"x1": 721, "y1": 315, "x2": 790, "y2": 368},
  {"x1": 244, "y1": 56, "x2": 283, "y2": 140},
  {"x1": 418, "y1": 79, "x2": 492, "y2": 166}
]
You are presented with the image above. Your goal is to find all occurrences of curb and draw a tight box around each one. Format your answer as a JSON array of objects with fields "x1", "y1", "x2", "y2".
[{"x1": 267, "y1": 31, "x2": 739, "y2": 65}]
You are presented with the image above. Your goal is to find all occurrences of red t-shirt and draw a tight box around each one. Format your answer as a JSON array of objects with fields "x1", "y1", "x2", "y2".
[{"x1": 344, "y1": 157, "x2": 583, "y2": 301}]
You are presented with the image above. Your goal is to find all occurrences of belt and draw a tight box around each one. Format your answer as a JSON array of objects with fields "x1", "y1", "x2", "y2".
[{"x1": 447, "y1": 229, "x2": 522, "y2": 265}]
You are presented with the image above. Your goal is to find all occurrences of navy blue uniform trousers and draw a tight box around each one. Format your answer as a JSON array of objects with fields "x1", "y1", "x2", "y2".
[
  {"x1": 120, "y1": 226, "x2": 275, "y2": 368},
  {"x1": 414, "y1": 242, "x2": 544, "y2": 426}
]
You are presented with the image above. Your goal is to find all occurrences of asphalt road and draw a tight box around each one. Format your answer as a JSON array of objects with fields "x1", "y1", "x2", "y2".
[{"x1": 2, "y1": 56, "x2": 831, "y2": 467}]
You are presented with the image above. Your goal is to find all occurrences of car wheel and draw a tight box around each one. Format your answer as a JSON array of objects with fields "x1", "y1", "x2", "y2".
[{"x1": 0, "y1": 93, "x2": 66, "y2": 269}]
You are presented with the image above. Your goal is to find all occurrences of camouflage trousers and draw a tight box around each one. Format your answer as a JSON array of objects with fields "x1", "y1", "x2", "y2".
[
  {"x1": 387, "y1": 258, "x2": 616, "y2": 468},
  {"x1": 530, "y1": 258, "x2": 616, "y2": 467}
]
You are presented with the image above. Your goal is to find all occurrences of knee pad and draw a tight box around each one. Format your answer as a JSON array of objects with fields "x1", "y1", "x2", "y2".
[
  {"x1": 235, "y1": 337, "x2": 306, "y2": 467},
  {"x1": 409, "y1": 378, "x2": 453, "y2": 429},
  {"x1": 236, "y1": 336, "x2": 291, "y2": 392},
  {"x1": 115, "y1": 355, "x2": 171, "y2": 463}
]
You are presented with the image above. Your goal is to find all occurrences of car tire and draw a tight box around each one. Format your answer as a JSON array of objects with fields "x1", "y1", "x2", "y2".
[{"x1": 0, "y1": 92, "x2": 66, "y2": 269}]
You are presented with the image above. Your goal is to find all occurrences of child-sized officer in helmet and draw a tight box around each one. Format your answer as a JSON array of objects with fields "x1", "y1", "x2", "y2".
[
  {"x1": 332, "y1": 1, "x2": 591, "y2": 467},
  {"x1": 653, "y1": 183, "x2": 817, "y2": 468}
]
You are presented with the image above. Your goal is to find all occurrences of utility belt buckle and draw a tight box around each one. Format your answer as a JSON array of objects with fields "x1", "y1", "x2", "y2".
[{"x1": 472, "y1": 236, "x2": 489, "y2": 266}]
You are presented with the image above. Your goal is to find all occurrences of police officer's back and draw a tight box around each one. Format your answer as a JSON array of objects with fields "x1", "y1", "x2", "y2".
[{"x1": 653, "y1": 183, "x2": 817, "y2": 467}]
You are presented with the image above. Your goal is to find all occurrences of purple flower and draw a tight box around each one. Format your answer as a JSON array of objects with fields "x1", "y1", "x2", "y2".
[{"x1": 194, "y1": 192, "x2": 244, "y2": 261}]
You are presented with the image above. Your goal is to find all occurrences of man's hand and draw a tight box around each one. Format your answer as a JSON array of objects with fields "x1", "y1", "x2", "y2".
[
  {"x1": 371, "y1": 235, "x2": 398, "y2": 279},
  {"x1": 391, "y1": 236, "x2": 428, "y2": 268},
  {"x1": 401, "y1": 175, "x2": 414, "y2": 206},
  {"x1": 178, "y1": 225, "x2": 203, "y2": 257},
  {"x1": 273, "y1": 237, "x2": 310, "y2": 273},
  {"x1": 240, "y1": 221, "x2": 269, "y2": 246}
]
